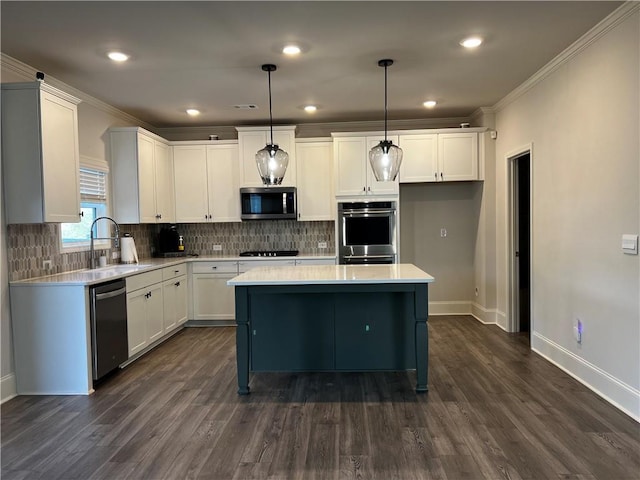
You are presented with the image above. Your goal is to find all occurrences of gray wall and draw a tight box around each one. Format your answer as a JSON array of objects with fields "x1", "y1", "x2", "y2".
[{"x1": 400, "y1": 182, "x2": 482, "y2": 310}]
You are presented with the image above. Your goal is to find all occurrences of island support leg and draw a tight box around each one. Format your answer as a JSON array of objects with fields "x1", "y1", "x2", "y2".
[
  {"x1": 235, "y1": 287, "x2": 250, "y2": 395},
  {"x1": 414, "y1": 284, "x2": 429, "y2": 392}
]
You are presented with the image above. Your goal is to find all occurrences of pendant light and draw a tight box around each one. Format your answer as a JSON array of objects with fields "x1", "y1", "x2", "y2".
[
  {"x1": 369, "y1": 59, "x2": 403, "y2": 182},
  {"x1": 255, "y1": 64, "x2": 289, "y2": 185}
]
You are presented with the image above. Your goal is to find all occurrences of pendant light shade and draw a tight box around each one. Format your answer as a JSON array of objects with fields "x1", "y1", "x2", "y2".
[
  {"x1": 369, "y1": 59, "x2": 403, "y2": 182},
  {"x1": 256, "y1": 64, "x2": 289, "y2": 185}
]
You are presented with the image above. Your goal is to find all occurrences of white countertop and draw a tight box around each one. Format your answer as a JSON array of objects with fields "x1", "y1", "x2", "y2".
[
  {"x1": 227, "y1": 264, "x2": 434, "y2": 286},
  {"x1": 10, "y1": 254, "x2": 337, "y2": 287}
]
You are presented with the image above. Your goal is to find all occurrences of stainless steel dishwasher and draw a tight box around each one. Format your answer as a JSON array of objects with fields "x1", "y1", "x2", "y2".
[{"x1": 90, "y1": 279, "x2": 128, "y2": 381}]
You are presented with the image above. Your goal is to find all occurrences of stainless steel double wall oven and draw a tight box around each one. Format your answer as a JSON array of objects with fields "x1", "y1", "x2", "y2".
[{"x1": 338, "y1": 200, "x2": 397, "y2": 264}]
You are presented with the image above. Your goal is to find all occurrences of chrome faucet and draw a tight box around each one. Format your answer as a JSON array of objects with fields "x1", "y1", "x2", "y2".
[{"x1": 89, "y1": 216, "x2": 120, "y2": 269}]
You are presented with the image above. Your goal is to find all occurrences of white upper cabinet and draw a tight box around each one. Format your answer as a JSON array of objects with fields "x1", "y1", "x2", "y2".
[
  {"x1": 237, "y1": 126, "x2": 296, "y2": 187},
  {"x1": 295, "y1": 140, "x2": 334, "y2": 221},
  {"x1": 1, "y1": 82, "x2": 81, "y2": 224},
  {"x1": 207, "y1": 144, "x2": 240, "y2": 222},
  {"x1": 332, "y1": 134, "x2": 399, "y2": 197},
  {"x1": 110, "y1": 127, "x2": 175, "y2": 224},
  {"x1": 399, "y1": 131, "x2": 479, "y2": 183},
  {"x1": 172, "y1": 142, "x2": 240, "y2": 223},
  {"x1": 438, "y1": 132, "x2": 478, "y2": 181},
  {"x1": 398, "y1": 134, "x2": 438, "y2": 183}
]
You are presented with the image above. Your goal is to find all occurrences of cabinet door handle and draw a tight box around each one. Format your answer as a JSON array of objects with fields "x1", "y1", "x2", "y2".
[
  {"x1": 174, "y1": 281, "x2": 180, "y2": 287},
  {"x1": 434, "y1": 172, "x2": 438, "y2": 181},
  {"x1": 79, "y1": 211, "x2": 84, "y2": 217},
  {"x1": 368, "y1": 186, "x2": 371, "y2": 192},
  {"x1": 440, "y1": 172, "x2": 443, "y2": 181},
  {"x1": 363, "y1": 187, "x2": 366, "y2": 192}
]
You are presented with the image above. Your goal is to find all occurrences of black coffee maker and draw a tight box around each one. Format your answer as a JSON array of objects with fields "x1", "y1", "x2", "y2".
[{"x1": 154, "y1": 225, "x2": 186, "y2": 257}]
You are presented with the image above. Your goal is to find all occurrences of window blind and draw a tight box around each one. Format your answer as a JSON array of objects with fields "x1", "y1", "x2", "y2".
[{"x1": 79, "y1": 167, "x2": 107, "y2": 202}]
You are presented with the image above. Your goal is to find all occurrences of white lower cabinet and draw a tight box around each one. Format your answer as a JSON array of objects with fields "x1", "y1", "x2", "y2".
[
  {"x1": 162, "y1": 264, "x2": 188, "y2": 332},
  {"x1": 126, "y1": 269, "x2": 165, "y2": 357},
  {"x1": 191, "y1": 261, "x2": 239, "y2": 321}
]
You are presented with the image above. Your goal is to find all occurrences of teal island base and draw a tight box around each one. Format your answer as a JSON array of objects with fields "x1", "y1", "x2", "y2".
[{"x1": 234, "y1": 282, "x2": 429, "y2": 394}]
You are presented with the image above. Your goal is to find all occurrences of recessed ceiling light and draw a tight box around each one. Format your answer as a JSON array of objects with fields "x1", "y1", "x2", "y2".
[
  {"x1": 283, "y1": 45, "x2": 301, "y2": 55},
  {"x1": 107, "y1": 51, "x2": 129, "y2": 62},
  {"x1": 186, "y1": 109, "x2": 200, "y2": 116},
  {"x1": 460, "y1": 37, "x2": 483, "y2": 49},
  {"x1": 423, "y1": 100, "x2": 437, "y2": 108},
  {"x1": 304, "y1": 105, "x2": 317, "y2": 113}
]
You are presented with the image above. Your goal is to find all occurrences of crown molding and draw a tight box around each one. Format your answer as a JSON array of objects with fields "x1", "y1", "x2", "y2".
[
  {"x1": 493, "y1": 2, "x2": 640, "y2": 113},
  {"x1": 0, "y1": 53, "x2": 155, "y2": 131}
]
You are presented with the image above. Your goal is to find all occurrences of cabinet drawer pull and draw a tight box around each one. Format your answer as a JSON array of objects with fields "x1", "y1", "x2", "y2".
[
  {"x1": 174, "y1": 270, "x2": 180, "y2": 273},
  {"x1": 175, "y1": 281, "x2": 180, "y2": 287},
  {"x1": 212, "y1": 266, "x2": 217, "y2": 270}
]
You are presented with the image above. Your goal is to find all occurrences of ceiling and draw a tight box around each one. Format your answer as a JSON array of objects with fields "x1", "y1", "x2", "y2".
[{"x1": 1, "y1": 1, "x2": 622, "y2": 128}]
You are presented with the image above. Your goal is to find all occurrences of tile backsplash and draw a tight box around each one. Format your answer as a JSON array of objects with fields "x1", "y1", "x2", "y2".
[{"x1": 7, "y1": 221, "x2": 334, "y2": 281}]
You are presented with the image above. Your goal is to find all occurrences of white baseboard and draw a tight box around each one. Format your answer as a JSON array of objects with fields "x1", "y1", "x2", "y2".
[
  {"x1": 531, "y1": 332, "x2": 640, "y2": 422},
  {"x1": 470, "y1": 302, "x2": 498, "y2": 324},
  {"x1": 1, "y1": 373, "x2": 17, "y2": 404},
  {"x1": 428, "y1": 301, "x2": 472, "y2": 316}
]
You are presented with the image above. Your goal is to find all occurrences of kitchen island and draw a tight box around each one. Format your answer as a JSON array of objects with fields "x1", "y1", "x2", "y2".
[{"x1": 228, "y1": 263, "x2": 434, "y2": 394}]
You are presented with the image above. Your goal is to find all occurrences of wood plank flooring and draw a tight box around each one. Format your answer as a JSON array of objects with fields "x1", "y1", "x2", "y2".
[{"x1": 2, "y1": 316, "x2": 639, "y2": 479}]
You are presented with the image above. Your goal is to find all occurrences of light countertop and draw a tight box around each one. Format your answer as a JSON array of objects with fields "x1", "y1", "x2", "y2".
[
  {"x1": 227, "y1": 264, "x2": 434, "y2": 286},
  {"x1": 10, "y1": 254, "x2": 337, "y2": 287}
]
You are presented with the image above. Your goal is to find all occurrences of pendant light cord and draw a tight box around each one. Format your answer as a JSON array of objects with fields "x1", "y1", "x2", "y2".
[
  {"x1": 384, "y1": 63, "x2": 388, "y2": 142},
  {"x1": 268, "y1": 69, "x2": 274, "y2": 146}
]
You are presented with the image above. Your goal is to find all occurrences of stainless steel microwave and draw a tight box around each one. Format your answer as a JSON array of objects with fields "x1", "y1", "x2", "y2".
[{"x1": 240, "y1": 187, "x2": 297, "y2": 220}]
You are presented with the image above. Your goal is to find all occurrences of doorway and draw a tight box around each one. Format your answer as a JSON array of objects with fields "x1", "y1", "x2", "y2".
[{"x1": 509, "y1": 150, "x2": 531, "y2": 336}]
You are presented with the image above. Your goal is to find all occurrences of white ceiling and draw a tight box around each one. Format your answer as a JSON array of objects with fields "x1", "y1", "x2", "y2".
[{"x1": 0, "y1": 1, "x2": 622, "y2": 128}]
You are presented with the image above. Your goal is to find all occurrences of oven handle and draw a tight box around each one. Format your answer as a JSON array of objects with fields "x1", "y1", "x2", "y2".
[
  {"x1": 341, "y1": 209, "x2": 395, "y2": 216},
  {"x1": 343, "y1": 255, "x2": 395, "y2": 260}
]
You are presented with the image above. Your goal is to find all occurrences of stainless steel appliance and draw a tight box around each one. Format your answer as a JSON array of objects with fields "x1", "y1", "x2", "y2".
[
  {"x1": 240, "y1": 187, "x2": 297, "y2": 220},
  {"x1": 90, "y1": 279, "x2": 128, "y2": 381},
  {"x1": 338, "y1": 201, "x2": 397, "y2": 264}
]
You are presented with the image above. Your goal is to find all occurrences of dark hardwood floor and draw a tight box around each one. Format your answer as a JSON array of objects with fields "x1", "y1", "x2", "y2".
[{"x1": 2, "y1": 316, "x2": 639, "y2": 479}]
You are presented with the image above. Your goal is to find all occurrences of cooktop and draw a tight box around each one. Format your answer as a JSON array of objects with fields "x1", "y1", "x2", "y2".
[{"x1": 239, "y1": 250, "x2": 299, "y2": 257}]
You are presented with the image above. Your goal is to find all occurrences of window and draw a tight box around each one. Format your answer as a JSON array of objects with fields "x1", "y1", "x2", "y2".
[{"x1": 60, "y1": 157, "x2": 110, "y2": 251}]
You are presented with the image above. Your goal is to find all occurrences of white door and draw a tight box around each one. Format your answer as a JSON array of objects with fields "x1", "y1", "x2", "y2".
[
  {"x1": 438, "y1": 133, "x2": 478, "y2": 181},
  {"x1": 40, "y1": 91, "x2": 80, "y2": 222},
  {"x1": 173, "y1": 146, "x2": 210, "y2": 223},
  {"x1": 146, "y1": 284, "x2": 164, "y2": 343},
  {"x1": 296, "y1": 142, "x2": 333, "y2": 221},
  {"x1": 334, "y1": 137, "x2": 367, "y2": 196},
  {"x1": 127, "y1": 291, "x2": 148, "y2": 356},
  {"x1": 239, "y1": 130, "x2": 267, "y2": 187},
  {"x1": 154, "y1": 141, "x2": 175, "y2": 223},
  {"x1": 207, "y1": 144, "x2": 240, "y2": 222},
  {"x1": 137, "y1": 134, "x2": 158, "y2": 223},
  {"x1": 398, "y1": 134, "x2": 438, "y2": 183}
]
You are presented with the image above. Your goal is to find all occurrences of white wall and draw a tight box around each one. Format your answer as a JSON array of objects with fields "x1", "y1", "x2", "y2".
[
  {"x1": 493, "y1": 8, "x2": 639, "y2": 419},
  {"x1": 0, "y1": 56, "x2": 141, "y2": 402}
]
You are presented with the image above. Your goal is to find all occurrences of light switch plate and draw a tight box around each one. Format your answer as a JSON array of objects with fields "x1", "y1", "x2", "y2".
[{"x1": 622, "y1": 234, "x2": 638, "y2": 255}]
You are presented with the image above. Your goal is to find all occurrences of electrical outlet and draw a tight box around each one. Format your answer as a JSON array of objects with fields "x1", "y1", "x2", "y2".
[
  {"x1": 112, "y1": 251, "x2": 119, "y2": 259},
  {"x1": 475, "y1": 287, "x2": 479, "y2": 297},
  {"x1": 318, "y1": 242, "x2": 327, "y2": 249},
  {"x1": 440, "y1": 228, "x2": 447, "y2": 238},
  {"x1": 213, "y1": 245, "x2": 222, "y2": 251},
  {"x1": 42, "y1": 260, "x2": 52, "y2": 270}
]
